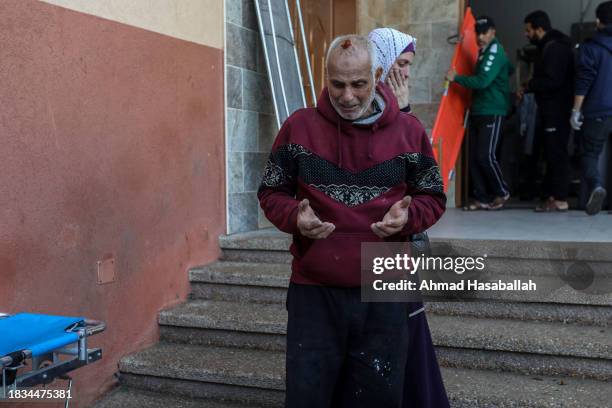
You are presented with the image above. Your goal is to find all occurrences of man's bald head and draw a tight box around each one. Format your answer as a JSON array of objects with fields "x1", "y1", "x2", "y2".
[
  {"x1": 325, "y1": 35, "x2": 383, "y2": 120},
  {"x1": 325, "y1": 35, "x2": 377, "y2": 76}
]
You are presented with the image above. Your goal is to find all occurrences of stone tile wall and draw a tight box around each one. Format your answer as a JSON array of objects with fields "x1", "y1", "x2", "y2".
[
  {"x1": 357, "y1": 0, "x2": 459, "y2": 205},
  {"x1": 358, "y1": 0, "x2": 459, "y2": 132},
  {"x1": 226, "y1": 0, "x2": 278, "y2": 233},
  {"x1": 396, "y1": 0, "x2": 458, "y2": 133}
]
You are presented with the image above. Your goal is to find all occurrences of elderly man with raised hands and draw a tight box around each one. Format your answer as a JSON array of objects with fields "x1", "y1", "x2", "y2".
[{"x1": 258, "y1": 34, "x2": 448, "y2": 408}]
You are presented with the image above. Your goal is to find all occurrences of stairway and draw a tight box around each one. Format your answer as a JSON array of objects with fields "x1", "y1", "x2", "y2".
[{"x1": 95, "y1": 229, "x2": 612, "y2": 408}]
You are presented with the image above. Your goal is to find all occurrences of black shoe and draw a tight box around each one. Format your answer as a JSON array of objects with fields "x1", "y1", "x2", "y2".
[{"x1": 586, "y1": 187, "x2": 607, "y2": 215}]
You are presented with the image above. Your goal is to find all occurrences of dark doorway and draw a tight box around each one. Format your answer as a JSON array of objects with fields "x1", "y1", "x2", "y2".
[{"x1": 461, "y1": 0, "x2": 610, "y2": 210}]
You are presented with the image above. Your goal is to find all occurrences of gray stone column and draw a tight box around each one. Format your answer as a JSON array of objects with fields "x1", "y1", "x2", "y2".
[
  {"x1": 391, "y1": 0, "x2": 460, "y2": 207},
  {"x1": 225, "y1": 0, "x2": 278, "y2": 233},
  {"x1": 393, "y1": 0, "x2": 459, "y2": 132},
  {"x1": 357, "y1": 0, "x2": 460, "y2": 132}
]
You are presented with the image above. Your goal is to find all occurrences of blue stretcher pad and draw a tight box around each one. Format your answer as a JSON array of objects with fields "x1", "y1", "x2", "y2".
[
  {"x1": 1, "y1": 312, "x2": 104, "y2": 403},
  {"x1": 0, "y1": 313, "x2": 83, "y2": 357}
]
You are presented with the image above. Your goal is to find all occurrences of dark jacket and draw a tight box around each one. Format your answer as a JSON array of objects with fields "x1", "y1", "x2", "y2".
[
  {"x1": 575, "y1": 26, "x2": 612, "y2": 118},
  {"x1": 258, "y1": 83, "x2": 446, "y2": 287},
  {"x1": 527, "y1": 29, "x2": 575, "y2": 118}
]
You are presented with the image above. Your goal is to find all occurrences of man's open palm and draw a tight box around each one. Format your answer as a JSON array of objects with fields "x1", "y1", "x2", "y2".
[
  {"x1": 297, "y1": 199, "x2": 335, "y2": 239},
  {"x1": 371, "y1": 196, "x2": 412, "y2": 238}
]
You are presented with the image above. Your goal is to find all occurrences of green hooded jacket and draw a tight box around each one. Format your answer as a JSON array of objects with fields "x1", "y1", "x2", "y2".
[{"x1": 454, "y1": 38, "x2": 512, "y2": 116}]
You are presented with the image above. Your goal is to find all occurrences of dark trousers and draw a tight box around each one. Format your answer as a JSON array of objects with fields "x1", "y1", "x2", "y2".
[
  {"x1": 581, "y1": 116, "x2": 612, "y2": 193},
  {"x1": 285, "y1": 283, "x2": 449, "y2": 408},
  {"x1": 540, "y1": 115, "x2": 571, "y2": 200},
  {"x1": 468, "y1": 115, "x2": 509, "y2": 203},
  {"x1": 521, "y1": 128, "x2": 543, "y2": 200}
]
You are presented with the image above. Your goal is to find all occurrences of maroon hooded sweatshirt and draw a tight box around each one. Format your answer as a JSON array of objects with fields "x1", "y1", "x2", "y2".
[{"x1": 258, "y1": 83, "x2": 446, "y2": 287}]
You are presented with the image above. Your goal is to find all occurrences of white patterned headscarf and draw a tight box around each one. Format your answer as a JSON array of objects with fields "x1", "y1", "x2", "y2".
[{"x1": 368, "y1": 28, "x2": 417, "y2": 79}]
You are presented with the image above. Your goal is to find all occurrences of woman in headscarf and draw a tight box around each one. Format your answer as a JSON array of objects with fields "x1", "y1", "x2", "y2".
[
  {"x1": 369, "y1": 27, "x2": 451, "y2": 408},
  {"x1": 368, "y1": 27, "x2": 417, "y2": 113}
]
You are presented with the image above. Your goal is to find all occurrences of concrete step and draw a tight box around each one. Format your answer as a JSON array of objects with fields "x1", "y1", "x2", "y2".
[
  {"x1": 119, "y1": 343, "x2": 285, "y2": 407},
  {"x1": 93, "y1": 387, "x2": 254, "y2": 408},
  {"x1": 157, "y1": 299, "x2": 612, "y2": 379},
  {"x1": 159, "y1": 299, "x2": 286, "y2": 352},
  {"x1": 213, "y1": 252, "x2": 612, "y2": 305},
  {"x1": 219, "y1": 229, "x2": 292, "y2": 264},
  {"x1": 217, "y1": 231, "x2": 612, "y2": 307},
  {"x1": 189, "y1": 262, "x2": 612, "y2": 310},
  {"x1": 218, "y1": 230, "x2": 290, "y2": 251},
  {"x1": 201, "y1": 261, "x2": 612, "y2": 306},
  {"x1": 189, "y1": 262, "x2": 288, "y2": 303},
  {"x1": 160, "y1": 300, "x2": 286, "y2": 334},
  {"x1": 427, "y1": 301, "x2": 611, "y2": 327},
  {"x1": 436, "y1": 347, "x2": 612, "y2": 382},
  {"x1": 119, "y1": 342, "x2": 612, "y2": 408},
  {"x1": 190, "y1": 262, "x2": 289, "y2": 288},
  {"x1": 424, "y1": 281, "x2": 612, "y2": 306},
  {"x1": 443, "y1": 366, "x2": 611, "y2": 408},
  {"x1": 429, "y1": 314, "x2": 611, "y2": 360},
  {"x1": 120, "y1": 343, "x2": 284, "y2": 390},
  {"x1": 219, "y1": 244, "x2": 612, "y2": 282},
  {"x1": 219, "y1": 229, "x2": 612, "y2": 262},
  {"x1": 220, "y1": 248, "x2": 292, "y2": 264}
]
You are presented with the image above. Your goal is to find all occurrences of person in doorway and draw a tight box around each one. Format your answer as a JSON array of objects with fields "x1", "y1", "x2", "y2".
[
  {"x1": 258, "y1": 34, "x2": 448, "y2": 407},
  {"x1": 446, "y1": 16, "x2": 512, "y2": 210},
  {"x1": 521, "y1": 10, "x2": 574, "y2": 212},
  {"x1": 570, "y1": 0, "x2": 612, "y2": 215},
  {"x1": 368, "y1": 27, "x2": 417, "y2": 113}
]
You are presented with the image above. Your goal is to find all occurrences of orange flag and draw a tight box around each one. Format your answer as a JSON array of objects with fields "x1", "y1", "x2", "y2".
[{"x1": 431, "y1": 7, "x2": 479, "y2": 192}]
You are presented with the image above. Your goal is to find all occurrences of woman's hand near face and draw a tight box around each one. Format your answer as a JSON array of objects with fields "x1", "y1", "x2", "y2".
[{"x1": 387, "y1": 68, "x2": 410, "y2": 110}]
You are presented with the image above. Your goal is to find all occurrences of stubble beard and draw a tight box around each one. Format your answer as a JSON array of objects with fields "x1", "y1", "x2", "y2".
[{"x1": 331, "y1": 80, "x2": 377, "y2": 121}]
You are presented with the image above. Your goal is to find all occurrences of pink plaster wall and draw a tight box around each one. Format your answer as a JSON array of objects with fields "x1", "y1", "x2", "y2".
[{"x1": 0, "y1": 1, "x2": 225, "y2": 406}]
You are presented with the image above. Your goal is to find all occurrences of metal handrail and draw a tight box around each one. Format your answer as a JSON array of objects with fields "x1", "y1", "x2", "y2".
[
  {"x1": 267, "y1": 0, "x2": 290, "y2": 119},
  {"x1": 255, "y1": 0, "x2": 282, "y2": 129},
  {"x1": 295, "y1": 0, "x2": 316, "y2": 106}
]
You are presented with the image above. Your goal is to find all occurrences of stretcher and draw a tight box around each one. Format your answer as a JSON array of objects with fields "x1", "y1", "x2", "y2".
[{"x1": 0, "y1": 312, "x2": 105, "y2": 407}]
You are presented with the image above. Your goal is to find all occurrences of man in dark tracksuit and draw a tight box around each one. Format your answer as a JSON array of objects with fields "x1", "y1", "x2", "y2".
[
  {"x1": 446, "y1": 16, "x2": 512, "y2": 210},
  {"x1": 523, "y1": 10, "x2": 575, "y2": 212},
  {"x1": 571, "y1": 1, "x2": 612, "y2": 215}
]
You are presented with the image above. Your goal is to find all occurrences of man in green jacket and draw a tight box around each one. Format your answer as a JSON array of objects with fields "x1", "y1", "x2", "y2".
[{"x1": 446, "y1": 16, "x2": 512, "y2": 210}]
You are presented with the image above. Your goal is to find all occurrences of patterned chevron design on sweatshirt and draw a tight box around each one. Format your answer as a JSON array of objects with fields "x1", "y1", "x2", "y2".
[{"x1": 260, "y1": 143, "x2": 443, "y2": 207}]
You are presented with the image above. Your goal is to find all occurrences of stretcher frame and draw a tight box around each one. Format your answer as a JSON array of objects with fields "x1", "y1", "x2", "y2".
[{"x1": 0, "y1": 313, "x2": 105, "y2": 407}]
